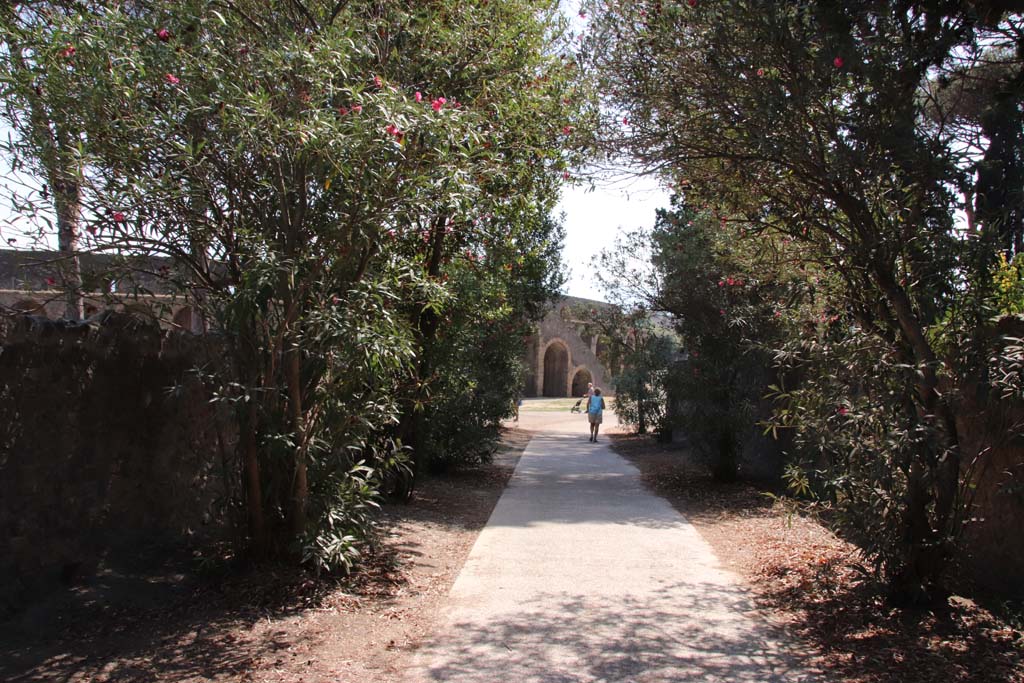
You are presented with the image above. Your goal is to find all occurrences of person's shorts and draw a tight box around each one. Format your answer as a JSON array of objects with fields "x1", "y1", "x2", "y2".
[{"x1": 588, "y1": 412, "x2": 603, "y2": 425}]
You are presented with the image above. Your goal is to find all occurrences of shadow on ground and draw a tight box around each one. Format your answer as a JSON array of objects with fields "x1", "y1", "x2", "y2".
[
  {"x1": 0, "y1": 550, "x2": 319, "y2": 682},
  {"x1": 0, "y1": 427, "x2": 530, "y2": 683},
  {"x1": 608, "y1": 432, "x2": 1024, "y2": 683},
  {"x1": 414, "y1": 580, "x2": 821, "y2": 683}
]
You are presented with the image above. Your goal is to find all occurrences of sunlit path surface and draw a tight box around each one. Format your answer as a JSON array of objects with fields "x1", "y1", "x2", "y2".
[{"x1": 400, "y1": 401, "x2": 821, "y2": 682}]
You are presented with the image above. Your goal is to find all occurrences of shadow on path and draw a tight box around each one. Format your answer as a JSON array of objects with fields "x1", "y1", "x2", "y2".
[{"x1": 414, "y1": 580, "x2": 820, "y2": 683}]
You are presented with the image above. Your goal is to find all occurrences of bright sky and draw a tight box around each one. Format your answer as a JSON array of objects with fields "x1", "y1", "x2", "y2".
[{"x1": 556, "y1": 174, "x2": 670, "y2": 301}]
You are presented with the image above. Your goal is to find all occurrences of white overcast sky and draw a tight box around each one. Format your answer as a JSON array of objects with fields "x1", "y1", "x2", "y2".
[{"x1": 556, "y1": 173, "x2": 669, "y2": 301}]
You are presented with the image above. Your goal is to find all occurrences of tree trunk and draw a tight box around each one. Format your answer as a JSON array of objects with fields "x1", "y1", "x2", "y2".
[
  {"x1": 874, "y1": 268, "x2": 962, "y2": 596},
  {"x1": 8, "y1": 35, "x2": 84, "y2": 318},
  {"x1": 405, "y1": 214, "x2": 449, "y2": 476},
  {"x1": 53, "y1": 169, "x2": 84, "y2": 320},
  {"x1": 241, "y1": 400, "x2": 266, "y2": 555},
  {"x1": 286, "y1": 341, "x2": 308, "y2": 539}
]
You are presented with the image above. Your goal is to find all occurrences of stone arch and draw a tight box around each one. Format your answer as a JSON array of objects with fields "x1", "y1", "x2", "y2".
[
  {"x1": 571, "y1": 366, "x2": 592, "y2": 398},
  {"x1": 542, "y1": 338, "x2": 570, "y2": 397}
]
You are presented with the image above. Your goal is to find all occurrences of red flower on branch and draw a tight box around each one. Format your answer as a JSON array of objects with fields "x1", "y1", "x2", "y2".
[
  {"x1": 156, "y1": 28, "x2": 171, "y2": 42},
  {"x1": 112, "y1": 211, "x2": 125, "y2": 223},
  {"x1": 431, "y1": 97, "x2": 447, "y2": 112},
  {"x1": 164, "y1": 73, "x2": 180, "y2": 85},
  {"x1": 60, "y1": 44, "x2": 76, "y2": 59},
  {"x1": 415, "y1": 91, "x2": 422, "y2": 102},
  {"x1": 833, "y1": 56, "x2": 844, "y2": 68}
]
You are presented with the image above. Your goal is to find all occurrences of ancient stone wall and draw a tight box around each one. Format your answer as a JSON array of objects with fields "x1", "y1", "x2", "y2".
[
  {"x1": 956, "y1": 316, "x2": 1024, "y2": 597},
  {"x1": 0, "y1": 312, "x2": 239, "y2": 614},
  {"x1": 523, "y1": 297, "x2": 615, "y2": 398}
]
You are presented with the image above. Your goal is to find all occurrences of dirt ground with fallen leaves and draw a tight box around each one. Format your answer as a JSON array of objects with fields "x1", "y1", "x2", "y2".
[
  {"x1": 5, "y1": 426, "x2": 1022, "y2": 683},
  {"x1": 0, "y1": 429, "x2": 530, "y2": 683},
  {"x1": 609, "y1": 432, "x2": 1024, "y2": 683}
]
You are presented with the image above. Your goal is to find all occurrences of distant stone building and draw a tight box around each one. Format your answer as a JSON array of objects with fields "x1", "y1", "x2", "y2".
[
  {"x1": 0, "y1": 249, "x2": 204, "y2": 332},
  {"x1": 522, "y1": 296, "x2": 616, "y2": 397}
]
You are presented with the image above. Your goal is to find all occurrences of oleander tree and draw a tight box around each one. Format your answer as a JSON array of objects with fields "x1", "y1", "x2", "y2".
[
  {"x1": 0, "y1": 0, "x2": 588, "y2": 570},
  {"x1": 583, "y1": 0, "x2": 1024, "y2": 600}
]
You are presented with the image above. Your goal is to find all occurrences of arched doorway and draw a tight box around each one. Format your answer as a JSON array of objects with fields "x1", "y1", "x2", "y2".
[
  {"x1": 571, "y1": 367, "x2": 592, "y2": 398},
  {"x1": 542, "y1": 341, "x2": 569, "y2": 397}
]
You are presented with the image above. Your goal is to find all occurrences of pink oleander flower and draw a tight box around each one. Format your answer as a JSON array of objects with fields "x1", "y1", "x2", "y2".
[
  {"x1": 156, "y1": 28, "x2": 171, "y2": 42},
  {"x1": 833, "y1": 56, "x2": 844, "y2": 68},
  {"x1": 563, "y1": 171, "x2": 571, "y2": 180},
  {"x1": 338, "y1": 106, "x2": 349, "y2": 116},
  {"x1": 562, "y1": 125, "x2": 573, "y2": 135},
  {"x1": 352, "y1": 104, "x2": 362, "y2": 113},
  {"x1": 623, "y1": 116, "x2": 629, "y2": 125},
  {"x1": 374, "y1": 75, "x2": 383, "y2": 88},
  {"x1": 718, "y1": 280, "x2": 725, "y2": 287},
  {"x1": 431, "y1": 97, "x2": 447, "y2": 112},
  {"x1": 415, "y1": 91, "x2": 422, "y2": 102},
  {"x1": 112, "y1": 211, "x2": 125, "y2": 223},
  {"x1": 164, "y1": 73, "x2": 180, "y2": 85},
  {"x1": 46, "y1": 277, "x2": 56, "y2": 286},
  {"x1": 61, "y1": 44, "x2": 76, "y2": 59},
  {"x1": 837, "y1": 406, "x2": 848, "y2": 416},
  {"x1": 756, "y1": 68, "x2": 765, "y2": 77}
]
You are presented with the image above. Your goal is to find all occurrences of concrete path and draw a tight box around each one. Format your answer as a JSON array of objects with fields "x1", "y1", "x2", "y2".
[{"x1": 401, "y1": 405, "x2": 821, "y2": 682}]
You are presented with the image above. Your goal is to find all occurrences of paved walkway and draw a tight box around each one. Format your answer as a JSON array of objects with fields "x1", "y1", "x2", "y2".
[{"x1": 402, "y1": 406, "x2": 821, "y2": 682}]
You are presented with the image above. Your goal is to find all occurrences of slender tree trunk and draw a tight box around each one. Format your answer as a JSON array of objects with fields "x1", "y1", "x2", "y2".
[
  {"x1": 405, "y1": 214, "x2": 448, "y2": 477},
  {"x1": 286, "y1": 341, "x2": 308, "y2": 539},
  {"x1": 874, "y1": 267, "x2": 962, "y2": 597},
  {"x1": 9, "y1": 36, "x2": 84, "y2": 318},
  {"x1": 53, "y1": 168, "x2": 84, "y2": 320},
  {"x1": 242, "y1": 399, "x2": 266, "y2": 555}
]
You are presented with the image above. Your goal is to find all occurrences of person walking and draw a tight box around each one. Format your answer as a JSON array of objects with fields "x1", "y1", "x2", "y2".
[{"x1": 586, "y1": 387, "x2": 606, "y2": 443}]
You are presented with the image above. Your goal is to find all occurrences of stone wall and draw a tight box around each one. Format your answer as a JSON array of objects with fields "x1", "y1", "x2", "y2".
[
  {"x1": 523, "y1": 297, "x2": 615, "y2": 397},
  {"x1": 0, "y1": 312, "x2": 238, "y2": 614},
  {"x1": 956, "y1": 317, "x2": 1024, "y2": 597}
]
